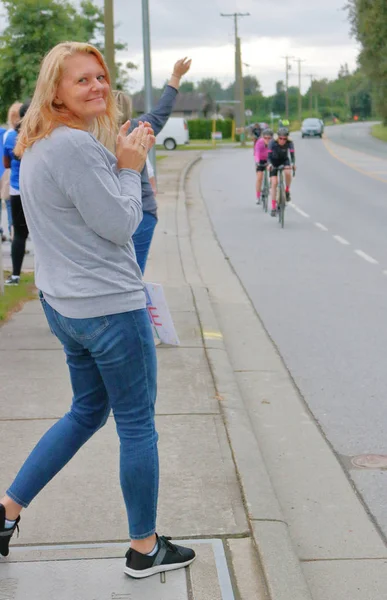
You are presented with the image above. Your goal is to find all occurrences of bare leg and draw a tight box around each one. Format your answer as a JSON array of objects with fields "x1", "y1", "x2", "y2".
[
  {"x1": 131, "y1": 533, "x2": 157, "y2": 554},
  {"x1": 285, "y1": 167, "x2": 292, "y2": 189},
  {"x1": 0, "y1": 495, "x2": 22, "y2": 521},
  {"x1": 271, "y1": 176, "x2": 278, "y2": 209},
  {"x1": 256, "y1": 170, "x2": 263, "y2": 199}
]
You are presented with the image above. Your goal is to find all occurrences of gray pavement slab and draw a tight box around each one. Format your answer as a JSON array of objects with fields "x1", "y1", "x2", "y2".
[
  {"x1": 168, "y1": 310, "x2": 203, "y2": 348},
  {"x1": 156, "y1": 347, "x2": 219, "y2": 415},
  {"x1": 227, "y1": 538, "x2": 268, "y2": 599},
  {"x1": 0, "y1": 310, "x2": 60, "y2": 351},
  {"x1": 302, "y1": 559, "x2": 387, "y2": 600},
  {"x1": 1, "y1": 415, "x2": 246, "y2": 545},
  {"x1": 252, "y1": 521, "x2": 312, "y2": 600}
]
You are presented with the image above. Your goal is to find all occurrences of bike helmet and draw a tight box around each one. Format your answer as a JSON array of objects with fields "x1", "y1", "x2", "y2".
[
  {"x1": 278, "y1": 127, "x2": 289, "y2": 137},
  {"x1": 262, "y1": 128, "x2": 273, "y2": 137}
]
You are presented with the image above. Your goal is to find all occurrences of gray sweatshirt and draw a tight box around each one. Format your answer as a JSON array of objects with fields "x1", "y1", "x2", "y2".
[{"x1": 20, "y1": 126, "x2": 145, "y2": 319}]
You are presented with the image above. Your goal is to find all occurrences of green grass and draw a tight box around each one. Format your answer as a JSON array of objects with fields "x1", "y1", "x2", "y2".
[
  {"x1": 0, "y1": 272, "x2": 36, "y2": 323},
  {"x1": 371, "y1": 124, "x2": 387, "y2": 142},
  {"x1": 156, "y1": 154, "x2": 167, "y2": 161}
]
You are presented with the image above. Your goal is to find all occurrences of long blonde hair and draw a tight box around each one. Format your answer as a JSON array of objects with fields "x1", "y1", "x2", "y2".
[
  {"x1": 7, "y1": 102, "x2": 22, "y2": 129},
  {"x1": 95, "y1": 90, "x2": 133, "y2": 152},
  {"x1": 15, "y1": 42, "x2": 118, "y2": 157}
]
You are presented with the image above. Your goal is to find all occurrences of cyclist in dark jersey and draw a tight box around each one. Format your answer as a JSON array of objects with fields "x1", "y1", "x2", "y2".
[
  {"x1": 251, "y1": 123, "x2": 262, "y2": 141},
  {"x1": 267, "y1": 127, "x2": 296, "y2": 216}
]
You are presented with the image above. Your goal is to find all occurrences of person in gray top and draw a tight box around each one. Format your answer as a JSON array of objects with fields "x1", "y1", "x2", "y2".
[
  {"x1": 113, "y1": 58, "x2": 191, "y2": 273},
  {"x1": 0, "y1": 41, "x2": 195, "y2": 579}
]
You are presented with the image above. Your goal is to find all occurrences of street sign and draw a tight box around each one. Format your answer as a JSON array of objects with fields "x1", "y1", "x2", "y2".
[
  {"x1": 245, "y1": 109, "x2": 253, "y2": 117},
  {"x1": 235, "y1": 127, "x2": 245, "y2": 134},
  {"x1": 211, "y1": 132, "x2": 223, "y2": 140}
]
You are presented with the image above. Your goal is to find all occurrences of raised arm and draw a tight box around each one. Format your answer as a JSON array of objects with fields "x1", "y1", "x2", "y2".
[{"x1": 130, "y1": 58, "x2": 192, "y2": 136}]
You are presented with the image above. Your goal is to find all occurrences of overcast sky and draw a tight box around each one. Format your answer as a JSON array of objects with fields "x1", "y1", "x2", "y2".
[
  {"x1": 0, "y1": 1, "x2": 358, "y2": 95},
  {"x1": 91, "y1": 0, "x2": 359, "y2": 95}
]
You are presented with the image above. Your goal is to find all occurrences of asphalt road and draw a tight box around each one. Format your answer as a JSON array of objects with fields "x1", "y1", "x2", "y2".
[{"x1": 198, "y1": 123, "x2": 387, "y2": 539}]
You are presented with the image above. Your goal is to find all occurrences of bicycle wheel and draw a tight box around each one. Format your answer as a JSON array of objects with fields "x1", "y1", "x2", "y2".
[
  {"x1": 263, "y1": 173, "x2": 269, "y2": 213},
  {"x1": 261, "y1": 186, "x2": 267, "y2": 212},
  {"x1": 280, "y1": 189, "x2": 285, "y2": 228}
]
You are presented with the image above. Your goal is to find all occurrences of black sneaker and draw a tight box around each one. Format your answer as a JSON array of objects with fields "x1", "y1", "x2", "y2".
[
  {"x1": 4, "y1": 275, "x2": 20, "y2": 286},
  {"x1": 271, "y1": 209, "x2": 277, "y2": 217},
  {"x1": 0, "y1": 504, "x2": 20, "y2": 557},
  {"x1": 286, "y1": 191, "x2": 291, "y2": 202},
  {"x1": 124, "y1": 535, "x2": 196, "y2": 579}
]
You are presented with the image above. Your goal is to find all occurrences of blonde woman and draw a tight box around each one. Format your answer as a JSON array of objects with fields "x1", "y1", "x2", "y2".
[
  {"x1": 0, "y1": 42, "x2": 195, "y2": 579},
  {"x1": 112, "y1": 59, "x2": 191, "y2": 274},
  {"x1": 0, "y1": 102, "x2": 22, "y2": 240}
]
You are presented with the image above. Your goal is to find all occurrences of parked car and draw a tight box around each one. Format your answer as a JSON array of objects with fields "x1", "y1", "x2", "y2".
[
  {"x1": 156, "y1": 117, "x2": 189, "y2": 150},
  {"x1": 301, "y1": 118, "x2": 323, "y2": 138}
]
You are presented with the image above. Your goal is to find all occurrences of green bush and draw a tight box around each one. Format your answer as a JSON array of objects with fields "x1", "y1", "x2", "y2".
[{"x1": 187, "y1": 119, "x2": 233, "y2": 140}]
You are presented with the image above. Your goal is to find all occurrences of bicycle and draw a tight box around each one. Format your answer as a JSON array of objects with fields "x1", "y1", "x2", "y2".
[{"x1": 261, "y1": 166, "x2": 270, "y2": 213}]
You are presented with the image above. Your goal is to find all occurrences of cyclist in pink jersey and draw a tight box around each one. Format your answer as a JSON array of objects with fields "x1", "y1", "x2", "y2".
[{"x1": 254, "y1": 128, "x2": 273, "y2": 204}]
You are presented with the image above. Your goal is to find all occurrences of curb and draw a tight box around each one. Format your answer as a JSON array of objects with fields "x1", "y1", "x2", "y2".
[{"x1": 176, "y1": 154, "x2": 313, "y2": 600}]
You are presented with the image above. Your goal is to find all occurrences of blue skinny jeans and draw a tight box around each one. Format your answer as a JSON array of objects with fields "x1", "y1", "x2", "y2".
[{"x1": 7, "y1": 296, "x2": 159, "y2": 540}]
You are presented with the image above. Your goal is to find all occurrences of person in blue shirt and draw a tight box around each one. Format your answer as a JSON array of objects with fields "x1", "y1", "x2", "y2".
[
  {"x1": 0, "y1": 126, "x2": 7, "y2": 241},
  {"x1": 3, "y1": 101, "x2": 30, "y2": 285}
]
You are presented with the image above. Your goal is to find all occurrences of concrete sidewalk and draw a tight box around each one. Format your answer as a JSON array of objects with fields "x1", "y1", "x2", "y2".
[{"x1": 0, "y1": 152, "x2": 267, "y2": 600}]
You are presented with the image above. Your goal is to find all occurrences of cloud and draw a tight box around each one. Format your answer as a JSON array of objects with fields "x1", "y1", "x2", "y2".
[{"x1": 93, "y1": 0, "x2": 354, "y2": 51}]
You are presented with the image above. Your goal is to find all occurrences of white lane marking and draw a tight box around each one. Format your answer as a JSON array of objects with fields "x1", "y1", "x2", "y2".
[
  {"x1": 315, "y1": 222, "x2": 328, "y2": 231},
  {"x1": 354, "y1": 250, "x2": 379, "y2": 264},
  {"x1": 293, "y1": 206, "x2": 310, "y2": 218},
  {"x1": 333, "y1": 235, "x2": 350, "y2": 246}
]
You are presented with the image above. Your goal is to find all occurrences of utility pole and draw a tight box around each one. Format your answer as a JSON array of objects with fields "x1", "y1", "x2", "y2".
[
  {"x1": 142, "y1": 0, "x2": 156, "y2": 169},
  {"x1": 221, "y1": 12, "x2": 249, "y2": 145},
  {"x1": 307, "y1": 74, "x2": 315, "y2": 116},
  {"x1": 283, "y1": 55, "x2": 294, "y2": 120},
  {"x1": 294, "y1": 58, "x2": 305, "y2": 123},
  {"x1": 104, "y1": 0, "x2": 116, "y2": 89}
]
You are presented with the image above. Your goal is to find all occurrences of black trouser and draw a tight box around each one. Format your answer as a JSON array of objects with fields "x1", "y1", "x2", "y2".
[{"x1": 10, "y1": 194, "x2": 29, "y2": 277}]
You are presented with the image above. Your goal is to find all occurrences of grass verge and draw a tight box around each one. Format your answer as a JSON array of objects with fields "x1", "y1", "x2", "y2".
[
  {"x1": 371, "y1": 124, "x2": 387, "y2": 142},
  {"x1": 0, "y1": 272, "x2": 36, "y2": 323}
]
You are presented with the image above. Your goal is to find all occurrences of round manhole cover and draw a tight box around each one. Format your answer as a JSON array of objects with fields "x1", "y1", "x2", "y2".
[{"x1": 351, "y1": 454, "x2": 387, "y2": 469}]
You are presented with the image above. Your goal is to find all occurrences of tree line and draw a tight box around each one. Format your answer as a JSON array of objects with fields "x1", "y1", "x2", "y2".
[{"x1": 167, "y1": 65, "x2": 373, "y2": 123}]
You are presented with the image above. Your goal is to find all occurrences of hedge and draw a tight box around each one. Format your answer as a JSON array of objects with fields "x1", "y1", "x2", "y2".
[{"x1": 187, "y1": 119, "x2": 233, "y2": 140}]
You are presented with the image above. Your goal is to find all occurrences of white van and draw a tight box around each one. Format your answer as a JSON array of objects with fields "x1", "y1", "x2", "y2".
[{"x1": 156, "y1": 117, "x2": 189, "y2": 150}]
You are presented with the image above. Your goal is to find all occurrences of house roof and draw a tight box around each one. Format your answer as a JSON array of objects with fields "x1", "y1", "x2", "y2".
[{"x1": 132, "y1": 91, "x2": 212, "y2": 114}]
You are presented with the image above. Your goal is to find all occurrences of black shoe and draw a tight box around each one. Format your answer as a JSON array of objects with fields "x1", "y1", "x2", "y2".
[
  {"x1": 286, "y1": 191, "x2": 291, "y2": 202},
  {"x1": 125, "y1": 534, "x2": 196, "y2": 579},
  {"x1": 4, "y1": 275, "x2": 20, "y2": 286},
  {"x1": 271, "y1": 209, "x2": 277, "y2": 217},
  {"x1": 0, "y1": 504, "x2": 20, "y2": 557}
]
